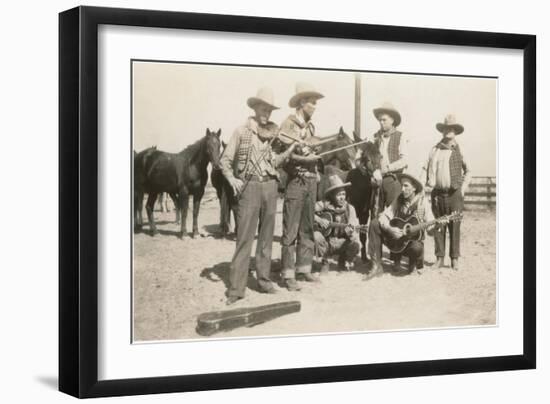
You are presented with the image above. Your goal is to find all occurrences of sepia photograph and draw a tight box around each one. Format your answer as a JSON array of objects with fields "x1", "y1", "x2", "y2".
[{"x1": 131, "y1": 60, "x2": 497, "y2": 342}]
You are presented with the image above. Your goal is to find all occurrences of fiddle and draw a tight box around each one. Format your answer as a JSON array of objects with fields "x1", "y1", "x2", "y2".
[{"x1": 278, "y1": 132, "x2": 343, "y2": 156}]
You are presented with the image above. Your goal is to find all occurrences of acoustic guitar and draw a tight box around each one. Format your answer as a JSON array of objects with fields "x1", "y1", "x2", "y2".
[
  {"x1": 384, "y1": 211, "x2": 463, "y2": 253},
  {"x1": 315, "y1": 211, "x2": 369, "y2": 238}
]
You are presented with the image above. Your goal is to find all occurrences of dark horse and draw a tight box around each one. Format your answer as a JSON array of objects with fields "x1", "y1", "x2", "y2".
[
  {"x1": 134, "y1": 129, "x2": 222, "y2": 238},
  {"x1": 317, "y1": 137, "x2": 382, "y2": 261},
  {"x1": 210, "y1": 141, "x2": 239, "y2": 237},
  {"x1": 316, "y1": 126, "x2": 357, "y2": 172},
  {"x1": 346, "y1": 140, "x2": 382, "y2": 261}
]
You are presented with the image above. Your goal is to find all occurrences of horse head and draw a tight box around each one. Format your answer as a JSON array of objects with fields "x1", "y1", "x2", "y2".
[
  {"x1": 317, "y1": 127, "x2": 356, "y2": 171},
  {"x1": 205, "y1": 128, "x2": 222, "y2": 170},
  {"x1": 356, "y1": 140, "x2": 382, "y2": 186}
]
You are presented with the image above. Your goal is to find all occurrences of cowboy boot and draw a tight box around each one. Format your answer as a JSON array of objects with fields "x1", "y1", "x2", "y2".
[
  {"x1": 363, "y1": 261, "x2": 383, "y2": 281},
  {"x1": 451, "y1": 258, "x2": 459, "y2": 271},
  {"x1": 393, "y1": 258, "x2": 403, "y2": 273},
  {"x1": 284, "y1": 278, "x2": 302, "y2": 291},
  {"x1": 320, "y1": 261, "x2": 330, "y2": 276},
  {"x1": 297, "y1": 272, "x2": 321, "y2": 283}
]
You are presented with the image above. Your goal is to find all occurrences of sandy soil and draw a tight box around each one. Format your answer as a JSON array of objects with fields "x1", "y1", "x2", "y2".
[{"x1": 133, "y1": 188, "x2": 496, "y2": 341}]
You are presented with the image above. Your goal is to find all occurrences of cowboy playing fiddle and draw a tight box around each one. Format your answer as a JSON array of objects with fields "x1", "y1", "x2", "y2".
[
  {"x1": 314, "y1": 175, "x2": 361, "y2": 275},
  {"x1": 278, "y1": 82, "x2": 324, "y2": 291},
  {"x1": 220, "y1": 87, "x2": 297, "y2": 305}
]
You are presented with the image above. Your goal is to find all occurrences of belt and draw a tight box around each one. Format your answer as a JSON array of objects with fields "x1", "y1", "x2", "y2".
[
  {"x1": 294, "y1": 171, "x2": 317, "y2": 179},
  {"x1": 432, "y1": 188, "x2": 456, "y2": 195},
  {"x1": 249, "y1": 175, "x2": 274, "y2": 182}
]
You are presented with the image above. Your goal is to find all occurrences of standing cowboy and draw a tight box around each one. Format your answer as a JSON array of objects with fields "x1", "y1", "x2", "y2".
[
  {"x1": 220, "y1": 87, "x2": 297, "y2": 305},
  {"x1": 278, "y1": 82, "x2": 324, "y2": 291},
  {"x1": 371, "y1": 102, "x2": 409, "y2": 207},
  {"x1": 314, "y1": 175, "x2": 361, "y2": 274},
  {"x1": 421, "y1": 114, "x2": 471, "y2": 271},
  {"x1": 366, "y1": 173, "x2": 436, "y2": 278},
  {"x1": 366, "y1": 102, "x2": 409, "y2": 269}
]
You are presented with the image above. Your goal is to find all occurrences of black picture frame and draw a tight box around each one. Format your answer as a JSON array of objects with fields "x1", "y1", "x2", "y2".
[{"x1": 59, "y1": 5, "x2": 536, "y2": 399}]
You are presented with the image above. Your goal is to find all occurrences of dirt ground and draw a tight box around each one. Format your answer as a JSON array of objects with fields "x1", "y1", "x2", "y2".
[{"x1": 133, "y1": 187, "x2": 496, "y2": 341}]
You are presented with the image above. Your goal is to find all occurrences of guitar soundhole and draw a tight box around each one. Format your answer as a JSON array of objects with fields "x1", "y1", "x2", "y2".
[{"x1": 403, "y1": 224, "x2": 411, "y2": 236}]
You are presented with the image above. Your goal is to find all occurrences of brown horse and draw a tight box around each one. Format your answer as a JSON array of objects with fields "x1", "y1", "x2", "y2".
[{"x1": 134, "y1": 129, "x2": 222, "y2": 238}]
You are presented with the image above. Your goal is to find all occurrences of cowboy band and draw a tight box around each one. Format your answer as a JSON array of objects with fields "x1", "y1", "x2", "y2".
[{"x1": 220, "y1": 83, "x2": 471, "y2": 306}]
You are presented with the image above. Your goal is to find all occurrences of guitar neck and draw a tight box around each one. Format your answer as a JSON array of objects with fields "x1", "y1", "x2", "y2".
[
  {"x1": 408, "y1": 215, "x2": 458, "y2": 234},
  {"x1": 328, "y1": 222, "x2": 367, "y2": 230}
]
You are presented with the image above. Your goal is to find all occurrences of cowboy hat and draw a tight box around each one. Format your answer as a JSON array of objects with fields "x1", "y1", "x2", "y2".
[
  {"x1": 288, "y1": 82, "x2": 324, "y2": 108},
  {"x1": 324, "y1": 175, "x2": 351, "y2": 197},
  {"x1": 397, "y1": 173, "x2": 423, "y2": 193},
  {"x1": 436, "y1": 114, "x2": 464, "y2": 135},
  {"x1": 247, "y1": 87, "x2": 280, "y2": 110},
  {"x1": 373, "y1": 102, "x2": 402, "y2": 127}
]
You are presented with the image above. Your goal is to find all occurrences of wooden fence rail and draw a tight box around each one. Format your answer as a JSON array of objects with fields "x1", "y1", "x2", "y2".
[{"x1": 426, "y1": 176, "x2": 495, "y2": 210}]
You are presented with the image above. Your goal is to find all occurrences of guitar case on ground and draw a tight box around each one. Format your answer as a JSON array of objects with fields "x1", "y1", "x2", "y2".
[{"x1": 196, "y1": 301, "x2": 301, "y2": 336}]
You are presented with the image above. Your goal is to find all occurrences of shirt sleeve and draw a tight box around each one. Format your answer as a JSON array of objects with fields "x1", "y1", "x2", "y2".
[
  {"x1": 461, "y1": 153, "x2": 472, "y2": 191},
  {"x1": 272, "y1": 144, "x2": 294, "y2": 168},
  {"x1": 314, "y1": 201, "x2": 325, "y2": 214},
  {"x1": 423, "y1": 196, "x2": 435, "y2": 223},
  {"x1": 220, "y1": 128, "x2": 240, "y2": 181},
  {"x1": 347, "y1": 204, "x2": 359, "y2": 226},
  {"x1": 387, "y1": 132, "x2": 409, "y2": 172}
]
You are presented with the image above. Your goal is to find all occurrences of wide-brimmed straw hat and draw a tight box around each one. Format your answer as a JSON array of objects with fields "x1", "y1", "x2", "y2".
[
  {"x1": 247, "y1": 87, "x2": 280, "y2": 110},
  {"x1": 373, "y1": 102, "x2": 402, "y2": 127},
  {"x1": 288, "y1": 82, "x2": 324, "y2": 108},
  {"x1": 397, "y1": 173, "x2": 423, "y2": 193},
  {"x1": 436, "y1": 114, "x2": 464, "y2": 135},
  {"x1": 324, "y1": 175, "x2": 351, "y2": 197}
]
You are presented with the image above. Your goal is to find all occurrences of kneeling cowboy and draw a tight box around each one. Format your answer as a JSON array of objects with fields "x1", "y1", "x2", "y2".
[
  {"x1": 367, "y1": 173, "x2": 436, "y2": 278},
  {"x1": 314, "y1": 175, "x2": 361, "y2": 274}
]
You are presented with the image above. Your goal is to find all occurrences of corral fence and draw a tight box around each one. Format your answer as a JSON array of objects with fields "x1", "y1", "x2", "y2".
[{"x1": 463, "y1": 176, "x2": 496, "y2": 210}]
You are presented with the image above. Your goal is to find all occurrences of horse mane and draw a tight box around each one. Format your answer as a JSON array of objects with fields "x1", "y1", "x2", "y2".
[
  {"x1": 178, "y1": 135, "x2": 212, "y2": 169},
  {"x1": 179, "y1": 136, "x2": 206, "y2": 157}
]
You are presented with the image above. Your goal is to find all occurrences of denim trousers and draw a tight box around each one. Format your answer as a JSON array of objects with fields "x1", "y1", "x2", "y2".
[
  {"x1": 228, "y1": 179, "x2": 277, "y2": 298},
  {"x1": 431, "y1": 188, "x2": 463, "y2": 258},
  {"x1": 281, "y1": 176, "x2": 317, "y2": 279}
]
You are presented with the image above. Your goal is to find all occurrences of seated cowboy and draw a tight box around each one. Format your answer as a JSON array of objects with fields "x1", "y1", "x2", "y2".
[
  {"x1": 366, "y1": 173, "x2": 436, "y2": 278},
  {"x1": 314, "y1": 175, "x2": 361, "y2": 275}
]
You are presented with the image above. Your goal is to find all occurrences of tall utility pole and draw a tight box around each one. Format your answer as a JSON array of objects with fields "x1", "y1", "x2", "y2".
[{"x1": 354, "y1": 73, "x2": 362, "y2": 141}]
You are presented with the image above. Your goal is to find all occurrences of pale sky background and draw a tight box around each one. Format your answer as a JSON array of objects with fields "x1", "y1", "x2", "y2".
[{"x1": 133, "y1": 61, "x2": 497, "y2": 177}]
